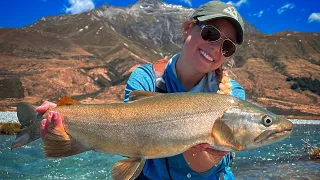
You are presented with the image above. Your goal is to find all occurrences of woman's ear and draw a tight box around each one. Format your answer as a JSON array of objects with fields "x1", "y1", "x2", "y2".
[{"x1": 183, "y1": 22, "x2": 193, "y2": 41}]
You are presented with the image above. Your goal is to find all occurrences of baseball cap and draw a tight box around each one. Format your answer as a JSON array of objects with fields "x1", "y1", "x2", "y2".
[{"x1": 190, "y1": 1, "x2": 244, "y2": 45}]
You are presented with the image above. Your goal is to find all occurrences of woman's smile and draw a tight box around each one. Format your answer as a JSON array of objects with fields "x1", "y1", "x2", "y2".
[{"x1": 199, "y1": 49, "x2": 214, "y2": 62}]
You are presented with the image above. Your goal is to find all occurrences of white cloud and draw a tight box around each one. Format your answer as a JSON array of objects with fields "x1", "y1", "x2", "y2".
[
  {"x1": 180, "y1": 0, "x2": 192, "y2": 7},
  {"x1": 65, "y1": 0, "x2": 95, "y2": 14},
  {"x1": 277, "y1": 3, "x2": 295, "y2": 15},
  {"x1": 308, "y1": 13, "x2": 320, "y2": 23},
  {"x1": 254, "y1": 10, "x2": 264, "y2": 17},
  {"x1": 226, "y1": 0, "x2": 247, "y2": 7}
]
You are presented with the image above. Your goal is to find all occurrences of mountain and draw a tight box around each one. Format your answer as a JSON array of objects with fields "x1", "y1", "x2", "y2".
[
  {"x1": 28, "y1": 2, "x2": 261, "y2": 55},
  {"x1": 0, "y1": 2, "x2": 319, "y2": 119}
]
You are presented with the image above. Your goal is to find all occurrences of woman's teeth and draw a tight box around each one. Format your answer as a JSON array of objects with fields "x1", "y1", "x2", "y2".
[{"x1": 200, "y1": 50, "x2": 213, "y2": 62}]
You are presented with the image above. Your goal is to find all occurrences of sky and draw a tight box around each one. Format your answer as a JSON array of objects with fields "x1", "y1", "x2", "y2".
[{"x1": 0, "y1": 0, "x2": 319, "y2": 34}]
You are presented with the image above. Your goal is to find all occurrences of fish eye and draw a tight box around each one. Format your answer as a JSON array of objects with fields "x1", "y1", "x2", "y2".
[{"x1": 262, "y1": 115, "x2": 273, "y2": 127}]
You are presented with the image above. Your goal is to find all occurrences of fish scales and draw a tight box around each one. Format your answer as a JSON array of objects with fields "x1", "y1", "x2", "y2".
[{"x1": 53, "y1": 93, "x2": 238, "y2": 158}]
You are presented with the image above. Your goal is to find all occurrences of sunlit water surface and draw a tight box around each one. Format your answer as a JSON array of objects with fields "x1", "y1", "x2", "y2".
[{"x1": 0, "y1": 112, "x2": 319, "y2": 179}]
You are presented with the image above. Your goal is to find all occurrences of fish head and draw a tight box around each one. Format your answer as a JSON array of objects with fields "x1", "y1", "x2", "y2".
[{"x1": 211, "y1": 99, "x2": 293, "y2": 151}]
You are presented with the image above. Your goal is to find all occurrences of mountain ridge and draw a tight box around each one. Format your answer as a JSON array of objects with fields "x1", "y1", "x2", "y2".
[{"x1": 0, "y1": 0, "x2": 319, "y2": 119}]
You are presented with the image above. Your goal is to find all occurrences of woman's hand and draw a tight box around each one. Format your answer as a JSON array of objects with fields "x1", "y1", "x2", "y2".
[
  {"x1": 36, "y1": 101, "x2": 60, "y2": 140},
  {"x1": 36, "y1": 101, "x2": 57, "y2": 114},
  {"x1": 217, "y1": 72, "x2": 232, "y2": 95},
  {"x1": 188, "y1": 143, "x2": 229, "y2": 157},
  {"x1": 183, "y1": 143, "x2": 229, "y2": 172}
]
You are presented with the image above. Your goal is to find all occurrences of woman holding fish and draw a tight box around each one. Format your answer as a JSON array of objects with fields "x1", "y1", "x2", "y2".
[
  {"x1": 37, "y1": 1, "x2": 246, "y2": 180},
  {"x1": 122, "y1": 1, "x2": 245, "y2": 179}
]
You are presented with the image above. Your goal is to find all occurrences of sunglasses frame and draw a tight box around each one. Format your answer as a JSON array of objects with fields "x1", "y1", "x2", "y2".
[{"x1": 195, "y1": 21, "x2": 237, "y2": 57}]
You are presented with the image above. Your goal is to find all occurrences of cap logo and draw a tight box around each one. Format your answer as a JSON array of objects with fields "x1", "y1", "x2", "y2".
[{"x1": 223, "y1": 7, "x2": 238, "y2": 20}]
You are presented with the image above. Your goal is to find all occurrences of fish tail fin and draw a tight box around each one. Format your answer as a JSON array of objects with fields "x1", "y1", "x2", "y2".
[
  {"x1": 42, "y1": 116, "x2": 89, "y2": 158},
  {"x1": 11, "y1": 102, "x2": 41, "y2": 150}
]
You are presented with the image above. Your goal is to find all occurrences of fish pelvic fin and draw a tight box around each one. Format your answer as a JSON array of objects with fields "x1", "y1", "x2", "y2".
[
  {"x1": 56, "y1": 97, "x2": 79, "y2": 106},
  {"x1": 212, "y1": 117, "x2": 243, "y2": 151},
  {"x1": 112, "y1": 158, "x2": 146, "y2": 180},
  {"x1": 11, "y1": 102, "x2": 41, "y2": 150},
  {"x1": 128, "y1": 90, "x2": 160, "y2": 101},
  {"x1": 43, "y1": 119, "x2": 88, "y2": 158}
]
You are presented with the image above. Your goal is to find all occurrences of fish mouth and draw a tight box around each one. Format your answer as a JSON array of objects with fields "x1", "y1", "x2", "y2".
[{"x1": 254, "y1": 128, "x2": 292, "y2": 143}]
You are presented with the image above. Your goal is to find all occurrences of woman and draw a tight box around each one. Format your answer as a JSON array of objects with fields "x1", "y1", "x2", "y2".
[
  {"x1": 122, "y1": 1, "x2": 245, "y2": 179},
  {"x1": 38, "y1": 1, "x2": 245, "y2": 179}
]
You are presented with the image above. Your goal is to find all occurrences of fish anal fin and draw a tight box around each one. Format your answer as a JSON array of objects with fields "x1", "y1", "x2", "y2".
[
  {"x1": 56, "y1": 97, "x2": 79, "y2": 106},
  {"x1": 43, "y1": 121, "x2": 88, "y2": 158},
  {"x1": 129, "y1": 90, "x2": 160, "y2": 102},
  {"x1": 212, "y1": 117, "x2": 243, "y2": 151},
  {"x1": 112, "y1": 158, "x2": 146, "y2": 180}
]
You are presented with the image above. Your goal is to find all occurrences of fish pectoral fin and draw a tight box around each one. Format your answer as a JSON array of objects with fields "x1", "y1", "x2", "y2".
[
  {"x1": 43, "y1": 124, "x2": 89, "y2": 158},
  {"x1": 212, "y1": 117, "x2": 243, "y2": 151},
  {"x1": 112, "y1": 157, "x2": 146, "y2": 180},
  {"x1": 129, "y1": 90, "x2": 160, "y2": 101}
]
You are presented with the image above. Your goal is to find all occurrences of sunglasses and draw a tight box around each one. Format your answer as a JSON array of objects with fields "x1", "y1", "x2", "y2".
[{"x1": 195, "y1": 21, "x2": 237, "y2": 57}]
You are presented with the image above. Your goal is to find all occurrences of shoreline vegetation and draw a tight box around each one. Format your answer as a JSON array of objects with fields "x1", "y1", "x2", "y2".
[{"x1": 0, "y1": 122, "x2": 20, "y2": 135}]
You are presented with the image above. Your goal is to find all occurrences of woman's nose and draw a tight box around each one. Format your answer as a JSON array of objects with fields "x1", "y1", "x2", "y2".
[{"x1": 210, "y1": 39, "x2": 224, "y2": 58}]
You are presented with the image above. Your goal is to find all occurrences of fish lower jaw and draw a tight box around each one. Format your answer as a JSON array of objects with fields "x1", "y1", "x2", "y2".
[{"x1": 254, "y1": 129, "x2": 292, "y2": 144}]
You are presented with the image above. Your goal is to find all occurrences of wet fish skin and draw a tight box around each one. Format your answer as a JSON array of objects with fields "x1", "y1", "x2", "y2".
[{"x1": 11, "y1": 91, "x2": 293, "y2": 180}]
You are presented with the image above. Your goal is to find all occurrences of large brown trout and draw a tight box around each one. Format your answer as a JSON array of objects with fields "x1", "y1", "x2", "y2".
[{"x1": 11, "y1": 91, "x2": 293, "y2": 180}]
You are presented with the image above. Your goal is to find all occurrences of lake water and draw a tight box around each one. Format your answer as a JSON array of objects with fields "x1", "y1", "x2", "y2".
[{"x1": 0, "y1": 112, "x2": 319, "y2": 179}]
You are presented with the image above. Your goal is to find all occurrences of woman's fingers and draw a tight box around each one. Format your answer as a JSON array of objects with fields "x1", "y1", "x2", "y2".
[
  {"x1": 205, "y1": 148, "x2": 229, "y2": 156},
  {"x1": 36, "y1": 101, "x2": 57, "y2": 114},
  {"x1": 40, "y1": 111, "x2": 65, "y2": 140},
  {"x1": 40, "y1": 119, "x2": 47, "y2": 139}
]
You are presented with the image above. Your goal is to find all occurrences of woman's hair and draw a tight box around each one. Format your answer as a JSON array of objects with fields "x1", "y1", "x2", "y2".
[{"x1": 183, "y1": 19, "x2": 197, "y2": 33}]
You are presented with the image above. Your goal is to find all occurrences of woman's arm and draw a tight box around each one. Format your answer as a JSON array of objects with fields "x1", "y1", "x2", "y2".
[{"x1": 124, "y1": 65, "x2": 155, "y2": 103}]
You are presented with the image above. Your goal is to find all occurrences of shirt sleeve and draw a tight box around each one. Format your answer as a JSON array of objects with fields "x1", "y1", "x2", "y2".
[
  {"x1": 123, "y1": 64, "x2": 155, "y2": 103},
  {"x1": 230, "y1": 79, "x2": 246, "y2": 100}
]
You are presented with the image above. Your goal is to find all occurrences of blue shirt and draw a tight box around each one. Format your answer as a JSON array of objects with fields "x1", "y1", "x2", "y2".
[{"x1": 124, "y1": 61, "x2": 245, "y2": 179}]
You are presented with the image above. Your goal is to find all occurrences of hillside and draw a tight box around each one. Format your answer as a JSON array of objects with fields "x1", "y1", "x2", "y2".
[{"x1": 0, "y1": 1, "x2": 319, "y2": 119}]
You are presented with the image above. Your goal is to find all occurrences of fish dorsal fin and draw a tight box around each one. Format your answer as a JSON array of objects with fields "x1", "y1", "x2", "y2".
[
  {"x1": 112, "y1": 158, "x2": 146, "y2": 180},
  {"x1": 129, "y1": 90, "x2": 160, "y2": 101},
  {"x1": 212, "y1": 117, "x2": 243, "y2": 151},
  {"x1": 56, "y1": 97, "x2": 79, "y2": 106}
]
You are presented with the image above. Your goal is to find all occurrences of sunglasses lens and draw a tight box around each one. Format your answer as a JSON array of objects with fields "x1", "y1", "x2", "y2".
[
  {"x1": 201, "y1": 26, "x2": 220, "y2": 42},
  {"x1": 222, "y1": 40, "x2": 236, "y2": 57}
]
